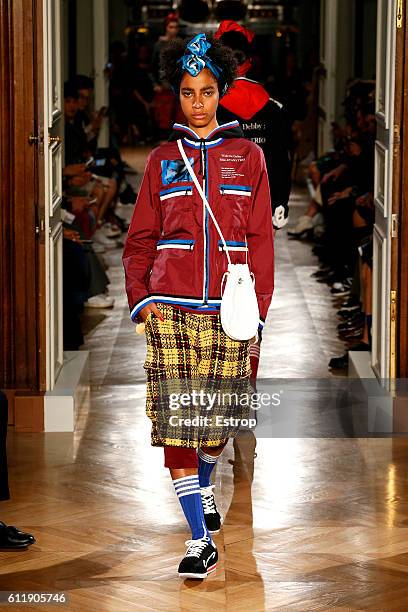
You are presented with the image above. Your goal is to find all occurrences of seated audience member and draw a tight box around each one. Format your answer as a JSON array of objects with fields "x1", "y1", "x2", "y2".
[
  {"x1": 64, "y1": 81, "x2": 89, "y2": 165},
  {"x1": 63, "y1": 80, "x2": 121, "y2": 247},
  {"x1": 62, "y1": 224, "x2": 113, "y2": 351},
  {"x1": 73, "y1": 74, "x2": 125, "y2": 177},
  {"x1": 286, "y1": 81, "x2": 376, "y2": 371},
  {"x1": 72, "y1": 73, "x2": 136, "y2": 227},
  {"x1": 73, "y1": 74, "x2": 105, "y2": 154},
  {"x1": 0, "y1": 391, "x2": 36, "y2": 550}
]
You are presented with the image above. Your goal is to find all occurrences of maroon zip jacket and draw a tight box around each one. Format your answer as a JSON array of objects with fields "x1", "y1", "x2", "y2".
[{"x1": 123, "y1": 120, "x2": 274, "y2": 331}]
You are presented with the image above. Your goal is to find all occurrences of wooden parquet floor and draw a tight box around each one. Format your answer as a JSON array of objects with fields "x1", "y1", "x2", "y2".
[{"x1": 2, "y1": 165, "x2": 408, "y2": 610}]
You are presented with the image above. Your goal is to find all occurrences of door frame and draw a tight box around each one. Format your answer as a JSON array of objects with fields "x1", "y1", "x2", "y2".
[{"x1": 393, "y1": 0, "x2": 408, "y2": 378}]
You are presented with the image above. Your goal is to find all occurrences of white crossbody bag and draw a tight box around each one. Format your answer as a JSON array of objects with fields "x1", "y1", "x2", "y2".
[{"x1": 177, "y1": 139, "x2": 259, "y2": 341}]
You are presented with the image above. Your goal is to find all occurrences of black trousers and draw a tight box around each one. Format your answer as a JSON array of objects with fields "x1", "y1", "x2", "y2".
[{"x1": 0, "y1": 391, "x2": 10, "y2": 501}]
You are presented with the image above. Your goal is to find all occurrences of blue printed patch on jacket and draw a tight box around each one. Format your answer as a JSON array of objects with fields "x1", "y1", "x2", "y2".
[{"x1": 161, "y1": 158, "x2": 194, "y2": 185}]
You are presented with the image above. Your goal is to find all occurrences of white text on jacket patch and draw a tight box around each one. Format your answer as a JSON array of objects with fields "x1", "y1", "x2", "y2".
[{"x1": 219, "y1": 153, "x2": 246, "y2": 180}]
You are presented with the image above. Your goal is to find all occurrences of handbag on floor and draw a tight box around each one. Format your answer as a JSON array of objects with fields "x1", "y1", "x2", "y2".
[{"x1": 177, "y1": 139, "x2": 259, "y2": 341}]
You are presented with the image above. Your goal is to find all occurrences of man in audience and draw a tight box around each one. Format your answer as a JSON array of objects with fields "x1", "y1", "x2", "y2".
[
  {"x1": 0, "y1": 391, "x2": 36, "y2": 550},
  {"x1": 63, "y1": 80, "x2": 120, "y2": 247},
  {"x1": 74, "y1": 74, "x2": 105, "y2": 154}
]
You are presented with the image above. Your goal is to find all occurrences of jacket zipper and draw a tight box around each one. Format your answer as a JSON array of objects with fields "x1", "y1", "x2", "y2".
[{"x1": 201, "y1": 144, "x2": 207, "y2": 304}]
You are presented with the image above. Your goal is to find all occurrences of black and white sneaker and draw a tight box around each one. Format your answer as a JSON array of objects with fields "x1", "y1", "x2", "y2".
[
  {"x1": 201, "y1": 485, "x2": 222, "y2": 534},
  {"x1": 178, "y1": 537, "x2": 218, "y2": 579}
]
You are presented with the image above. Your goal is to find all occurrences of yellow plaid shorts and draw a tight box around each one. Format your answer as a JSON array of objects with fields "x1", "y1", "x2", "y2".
[{"x1": 143, "y1": 302, "x2": 251, "y2": 448}]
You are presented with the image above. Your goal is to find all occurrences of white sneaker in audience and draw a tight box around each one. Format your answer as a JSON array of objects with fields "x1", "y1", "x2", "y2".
[
  {"x1": 84, "y1": 294, "x2": 115, "y2": 308},
  {"x1": 93, "y1": 229, "x2": 117, "y2": 249}
]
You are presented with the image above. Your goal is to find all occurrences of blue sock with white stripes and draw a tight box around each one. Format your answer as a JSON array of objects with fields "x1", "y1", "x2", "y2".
[
  {"x1": 173, "y1": 475, "x2": 211, "y2": 541},
  {"x1": 198, "y1": 448, "x2": 219, "y2": 487}
]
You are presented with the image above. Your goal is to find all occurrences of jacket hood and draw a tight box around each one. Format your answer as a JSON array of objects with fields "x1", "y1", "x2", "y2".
[
  {"x1": 219, "y1": 78, "x2": 270, "y2": 121},
  {"x1": 169, "y1": 120, "x2": 244, "y2": 144}
]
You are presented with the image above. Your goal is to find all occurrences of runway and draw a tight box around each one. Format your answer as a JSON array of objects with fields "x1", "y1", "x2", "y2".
[{"x1": 2, "y1": 170, "x2": 408, "y2": 610}]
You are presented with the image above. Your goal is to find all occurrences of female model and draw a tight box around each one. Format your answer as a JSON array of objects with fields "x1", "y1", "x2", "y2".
[{"x1": 123, "y1": 33, "x2": 274, "y2": 579}]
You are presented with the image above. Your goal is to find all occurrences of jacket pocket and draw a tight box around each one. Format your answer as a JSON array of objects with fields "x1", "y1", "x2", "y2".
[
  {"x1": 159, "y1": 186, "x2": 193, "y2": 201},
  {"x1": 219, "y1": 184, "x2": 252, "y2": 197},
  {"x1": 149, "y1": 239, "x2": 196, "y2": 294},
  {"x1": 219, "y1": 184, "x2": 252, "y2": 229},
  {"x1": 218, "y1": 240, "x2": 248, "y2": 252},
  {"x1": 156, "y1": 239, "x2": 195, "y2": 251},
  {"x1": 160, "y1": 186, "x2": 194, "y2": 233}
]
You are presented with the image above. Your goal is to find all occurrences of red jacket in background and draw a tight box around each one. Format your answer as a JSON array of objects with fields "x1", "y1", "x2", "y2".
[
  {"x1": 218, "y1": 77, "x2": 292, "y2": 229},
  {"x1": 123, "y1": 120, "x2": 274, "y2": 330}
]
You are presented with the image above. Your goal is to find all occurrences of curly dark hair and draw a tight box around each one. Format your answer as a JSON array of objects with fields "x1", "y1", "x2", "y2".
[
  {"x1": 160, "y1": 34, "x2": 237, "y2": 97},
  {"x1": 218, "y1": 30, "x2": 252, "y2": 66}
]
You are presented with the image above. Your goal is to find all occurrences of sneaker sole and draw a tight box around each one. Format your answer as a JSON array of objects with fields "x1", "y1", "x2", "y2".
[
  {"x1": 178, "y1": 563, "x2": 217, "y2": 579},
  {"x1": 338, "y1": 305, "x2": 361, "y2": 312}
]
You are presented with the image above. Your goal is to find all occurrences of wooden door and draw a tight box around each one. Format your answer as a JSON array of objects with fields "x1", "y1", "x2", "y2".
[{"x1": 0, "y1": 0, "x2": 41, "y2": 405}]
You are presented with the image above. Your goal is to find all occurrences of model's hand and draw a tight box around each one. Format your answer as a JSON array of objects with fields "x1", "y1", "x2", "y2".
[{"x1": 140, "y1": 303, "x2": 164, "y2": 322}]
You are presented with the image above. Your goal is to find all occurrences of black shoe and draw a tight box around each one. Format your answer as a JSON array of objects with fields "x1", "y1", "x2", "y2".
[
  {"x1": 119, "y1": 184, "x2": 137, "y2": 204},
  {"x1": 0, "y1": 522, "x2": 36, "y2": 549},
  {"x1": 316, "y1": 273, "x2": 338, "y2": 285},
  {"x1": 287, "y1": 228, "x2": 314, "y2": 240},
  {"x1": 340, "y1": 296, "x2": 360, "y2": 308},
  {"x1": 350, "y1": 342, "x2": 370, "y2": 351},
  {"x1": 337, "y1": 315, "x2": 365, "y2": 331},
  {"x1": 311, "y1": 267, "x2": 332, "y2": 278},
  {"x1": 178, "y1": 537, "x2": 218, "y2": 579},
  {"x1": 329, "y1": 354, "x2": 349, "y2": 369},
  {"x1": 201, "y1": 486, "x2": 222, "y2": 534},
  {"x1": 337, "y1": 306, "x2": 362, "y2": 319},
  {"x1": 339, "y1": 326, "x2": 364, "y2": 339},
  {"x1": 329, "y1": 341, "x2": 370, "y2": 370}
]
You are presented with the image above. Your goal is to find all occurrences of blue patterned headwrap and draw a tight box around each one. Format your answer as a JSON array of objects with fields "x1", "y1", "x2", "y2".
[{"x1": 178, "y1": 33, "x2": 227, "y2": 94}]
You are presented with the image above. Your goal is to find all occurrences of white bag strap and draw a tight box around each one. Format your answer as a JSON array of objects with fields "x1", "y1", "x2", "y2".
[{"x1": 177, "y1": 139, "x2": 232, "y2": 266}]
